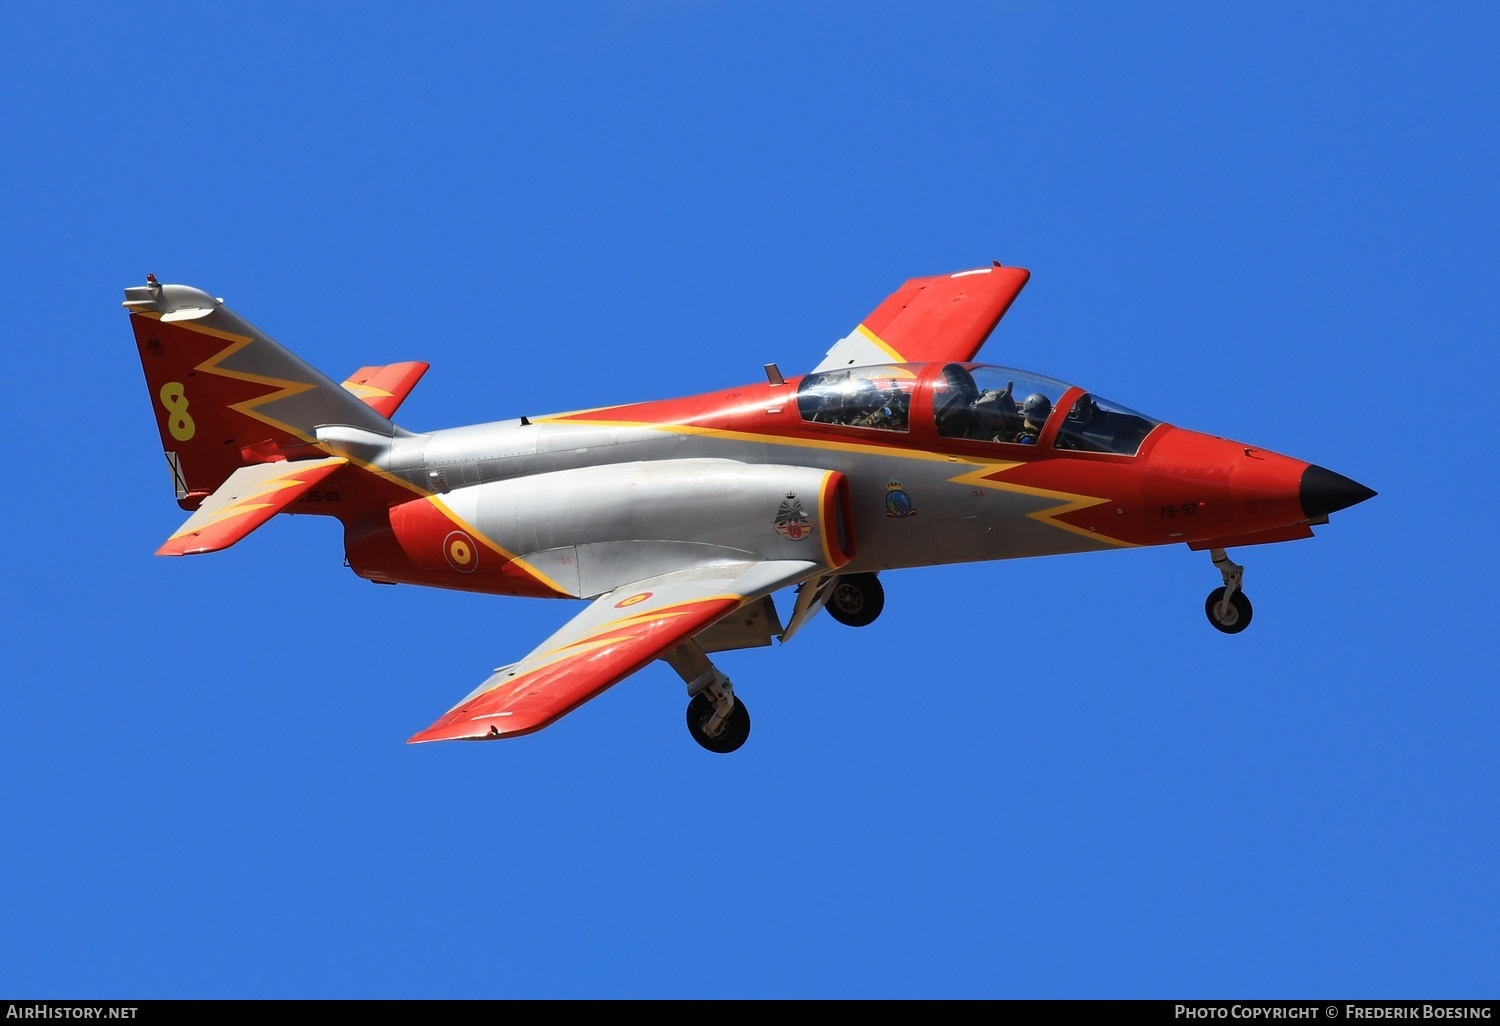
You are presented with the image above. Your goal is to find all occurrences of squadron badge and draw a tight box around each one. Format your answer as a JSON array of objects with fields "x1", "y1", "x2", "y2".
[
  {"x1": 884, "y1": 479, "x2": 916, "y2": 518},
  {"x1": 774, "y1": 491, "x2": 811, "y2": 540}
]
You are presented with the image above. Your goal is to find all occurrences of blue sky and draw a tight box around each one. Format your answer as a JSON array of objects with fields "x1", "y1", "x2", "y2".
[{"x1": 2, "y1": 2, "x2": 1495, "y2": 999}]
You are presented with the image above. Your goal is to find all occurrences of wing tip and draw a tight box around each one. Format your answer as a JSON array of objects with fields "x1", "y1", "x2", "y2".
[{"x1": 408, "y1": 719, "x2": 515, "y2": 744}]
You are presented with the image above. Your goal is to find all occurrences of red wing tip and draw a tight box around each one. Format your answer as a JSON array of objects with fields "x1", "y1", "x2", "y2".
[
  {"x1": 155, "y1": 544, "x2": 209, "y2": 556},
  {"x1": 408, "y1": 726, "x2": 466, "y2": 744},
  {"x1": 408, "y1": 721, "x2": 506, "y2": 744}
]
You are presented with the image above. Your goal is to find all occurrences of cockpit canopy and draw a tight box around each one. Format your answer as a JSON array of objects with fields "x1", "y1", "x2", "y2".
[
  {"x1": 933, "y1": 365, "x2": 1062, "y2": 446},
  {"x1": 796, "y1": 364, "x2": 919, "y2": 433},
  {"x1": 796, "y1": 362, "x2": 1162, "y2": 456}
]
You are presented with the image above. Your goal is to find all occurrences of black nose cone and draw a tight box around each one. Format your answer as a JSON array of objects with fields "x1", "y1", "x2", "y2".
[{"x1": 1300, "y1": 465, "x2": 1377, "y2": 519}]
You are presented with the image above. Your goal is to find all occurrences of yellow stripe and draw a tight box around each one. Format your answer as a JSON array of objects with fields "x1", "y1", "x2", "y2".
[
  {"x1": 515, "y1": 416, "x2": 1128, "y2": 544},
  {"x1": 137, "y1": 313, "x2": 321, "y2": 443},
  {"x1": 173, "y1": 327, "x2": 321, "y2": 444},
  {"x1": 469, "y1": 595, "x2": 742, "y2": 703},
  {"x1": 529, "y1": 417, "x2": 982, "y2": 465},
  {"x1": 425, "y1": 495, "x2": 571, "y2": 595},
  {"x1": 855, "y1": 323, "x2": 905, "y2": 363},
  {"x1": 542, "y1": 594, "x2": 742, "y2": 657},
  {"x1": 168, "y1": 502, "x2": 277, "y2": 539},
  {"x1": 342, "y1": 382, "x2": 394, "y2": 400},
  {"x1": 166, "y1": 467, "x2": 336, "y2": 539},
  {"x1": 131, "y1": 313, "x2": 462, "y2": 506},
  {"x1": 945, "y1": 464, "x2": 1136, "y2": 547}
]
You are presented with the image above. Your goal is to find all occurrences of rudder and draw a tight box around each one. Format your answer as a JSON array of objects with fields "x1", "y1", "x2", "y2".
[{"x1": 124, "y1": 277, "x2": 397, "y2": 509}]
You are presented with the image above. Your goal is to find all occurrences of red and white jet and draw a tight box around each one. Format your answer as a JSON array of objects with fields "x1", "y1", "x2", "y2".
[{"x1": 125, "y1": 264, "x2": 1374, "y2": 752}]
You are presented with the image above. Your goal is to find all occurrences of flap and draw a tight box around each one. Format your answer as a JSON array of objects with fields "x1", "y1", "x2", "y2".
[{"x1": 156, "y1": 457, "x2": 347, "y2": 556}]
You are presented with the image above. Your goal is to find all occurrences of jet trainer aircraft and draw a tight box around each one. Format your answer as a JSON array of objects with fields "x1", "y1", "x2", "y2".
[{"x1": 125, "y1": 265, "x2": 1374, "y2": 752}]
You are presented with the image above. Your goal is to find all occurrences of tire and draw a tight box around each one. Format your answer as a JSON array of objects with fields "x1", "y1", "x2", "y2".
[
  {"x1": 1205, "y1": 587, "x2": 1253, "y2": 634},
  {"x1": 825, "y1": 573, "x2": 885, "y2": 628},
  {"x1": 686, "y1": 692, "x2": 751, "y2": 753}
]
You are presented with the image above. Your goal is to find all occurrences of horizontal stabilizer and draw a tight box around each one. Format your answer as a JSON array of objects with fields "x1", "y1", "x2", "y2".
[
  {"x1": 156, "y1": 457, "x2": 347, "y2": 556},
  {"x1": 341, "y1": 362, "x2": 429, "y2": 419}
]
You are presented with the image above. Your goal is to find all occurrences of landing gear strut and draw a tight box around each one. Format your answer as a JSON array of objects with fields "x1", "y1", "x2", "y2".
[
  {"x1": 665, "y1": 640, "x2": 751, "y2": 753},
  {"x1": 1205, "y1": 548, "x2": 1253, "y2": 634},
  {"x1": 825, "y1": 572, "x2": 884, "y2": 627}
]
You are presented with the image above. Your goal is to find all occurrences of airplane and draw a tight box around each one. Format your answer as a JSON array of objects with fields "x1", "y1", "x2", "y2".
[{"x1": 124, "y1": 264, "x2": 1375, "y2": 753}]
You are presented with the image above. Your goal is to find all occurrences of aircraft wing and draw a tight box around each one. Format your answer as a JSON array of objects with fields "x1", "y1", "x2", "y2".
[
  {"x1": 409, "y1": 559, "x2": 818, "y2": 743},
  {"x1": 811, "y1": 264, "x2": 1030, "y2": 373}
]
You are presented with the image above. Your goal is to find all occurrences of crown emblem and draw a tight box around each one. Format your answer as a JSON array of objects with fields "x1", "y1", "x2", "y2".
[{"x1": 883, "y1": 479, "x2": 915, "y2": 519}]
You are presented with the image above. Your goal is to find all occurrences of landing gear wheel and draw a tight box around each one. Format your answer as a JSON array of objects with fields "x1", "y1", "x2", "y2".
[
  {"x1": 1205, "y1": 587, "x2": 1253, "y2": 634},
  {"x1": 825, "y1": 573, "x2": 885, "y2": 627},
  {"x1": 686, "y1": 692, "x2": 751, "y2": 754}
]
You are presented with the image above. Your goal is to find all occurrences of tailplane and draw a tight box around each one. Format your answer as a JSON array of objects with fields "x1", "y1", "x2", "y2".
[{"x1": 124, "y1": 277, "x2": 399, "y2": 508}]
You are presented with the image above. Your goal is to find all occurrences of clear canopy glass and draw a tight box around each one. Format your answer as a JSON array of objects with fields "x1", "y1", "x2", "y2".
[
  {"x1": 936, "y1": 364, "x2": 1161, "y2": 455},
  {"x1": 934, "y1": 365, "x2": 1068, "y2": 446},
  {"x1": 1053, "y1": 391, "x2": 1162, "y2": 455},
  {"x1": 796, "y1": 364, "x2": 919, "y2": 433},
  {"x1": 795, "y1": 362, "x2": 1163, "y2": 456}
]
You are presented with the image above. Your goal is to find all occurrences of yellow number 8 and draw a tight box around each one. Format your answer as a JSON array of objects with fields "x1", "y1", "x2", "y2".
[{"x1": 159, "y1": 382, "x2": 196, "y2": 442}]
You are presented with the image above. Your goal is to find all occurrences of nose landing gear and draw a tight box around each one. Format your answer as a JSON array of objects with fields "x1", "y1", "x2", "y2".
[{"x1": 1205, "y1": 548, "x2": 1253, "y2": 634}]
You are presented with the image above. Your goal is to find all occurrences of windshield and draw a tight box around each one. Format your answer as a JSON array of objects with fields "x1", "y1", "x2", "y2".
[{"x1": 1053, "y1": 393, "x2": 1162, "y2": 455}]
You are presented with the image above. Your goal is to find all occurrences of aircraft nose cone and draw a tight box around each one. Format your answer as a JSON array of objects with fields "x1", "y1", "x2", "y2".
[{"x1": 1300, "y1": 464, "x2": 1377, "y2": 518}]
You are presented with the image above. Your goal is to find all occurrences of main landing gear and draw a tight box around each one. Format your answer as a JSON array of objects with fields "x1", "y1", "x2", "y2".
[
  {"x1": 1205, "y1": 548, "x2": 1253, "y2": 634},
  {"x1": 685, "y1": 687, "x2": 751, "y2": 754},
  {"x1": 662, "y1": 571, "x2": 886, "y2": 750},
  {"x1": 824, "y1": 572, "x2": 885, "y2": 627},
  {"x1": 665, "y1": 639, "x2": 751, "y2": 753}
]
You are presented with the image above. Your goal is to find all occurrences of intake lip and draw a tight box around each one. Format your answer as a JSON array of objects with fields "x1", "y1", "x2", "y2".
[{"x1": 1300, "y1": 465, "x2": 1377, "y2": 519}]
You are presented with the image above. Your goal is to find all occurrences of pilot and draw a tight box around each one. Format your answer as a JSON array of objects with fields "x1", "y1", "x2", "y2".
[
  {"x1": 885, "y1": 389, "x2": 910, "y2": 430},
  {"x1": 970, "y1": 380, "x2": 1018, "y2": 441},
  {"x1": 851, "y1": 386, "x2": 908, "y2": 430},
  {"x1": 1014, "y1": 393, "x2": 1052, "y2": 444},
  {"x1": 844, "y1": 381, "x2": 888, "y2": 428},
  {"x1": 829, "y1": 380, "x2": 870, "y2": 426}
]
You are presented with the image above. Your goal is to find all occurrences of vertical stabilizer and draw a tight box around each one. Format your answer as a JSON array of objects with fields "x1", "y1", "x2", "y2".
[{"x1": 124, "y1": 279, "x2": 396, "y2": 508}]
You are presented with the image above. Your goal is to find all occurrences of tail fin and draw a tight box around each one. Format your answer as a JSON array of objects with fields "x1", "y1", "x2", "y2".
[{"x1": 124, "y1": 279, "x2": 397, "y2": 508}]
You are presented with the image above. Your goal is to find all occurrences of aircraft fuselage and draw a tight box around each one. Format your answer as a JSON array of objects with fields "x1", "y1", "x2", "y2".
[{"x1": 328, "y1": 361, "x2": 1367, "y2": 602}]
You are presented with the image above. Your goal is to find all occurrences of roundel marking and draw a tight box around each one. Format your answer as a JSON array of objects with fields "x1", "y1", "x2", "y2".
[
  {"x1": 444, "y1": 530, "x2": 478, "y2": 573},
  {"x1": 614, "y1": 591, "x2": 653, "y2": 609}
]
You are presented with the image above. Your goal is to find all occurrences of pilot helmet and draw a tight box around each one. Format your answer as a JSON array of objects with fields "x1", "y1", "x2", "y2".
[{"x1": 1022, "y1": 392, "x2": 1052, "y2": 425}]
